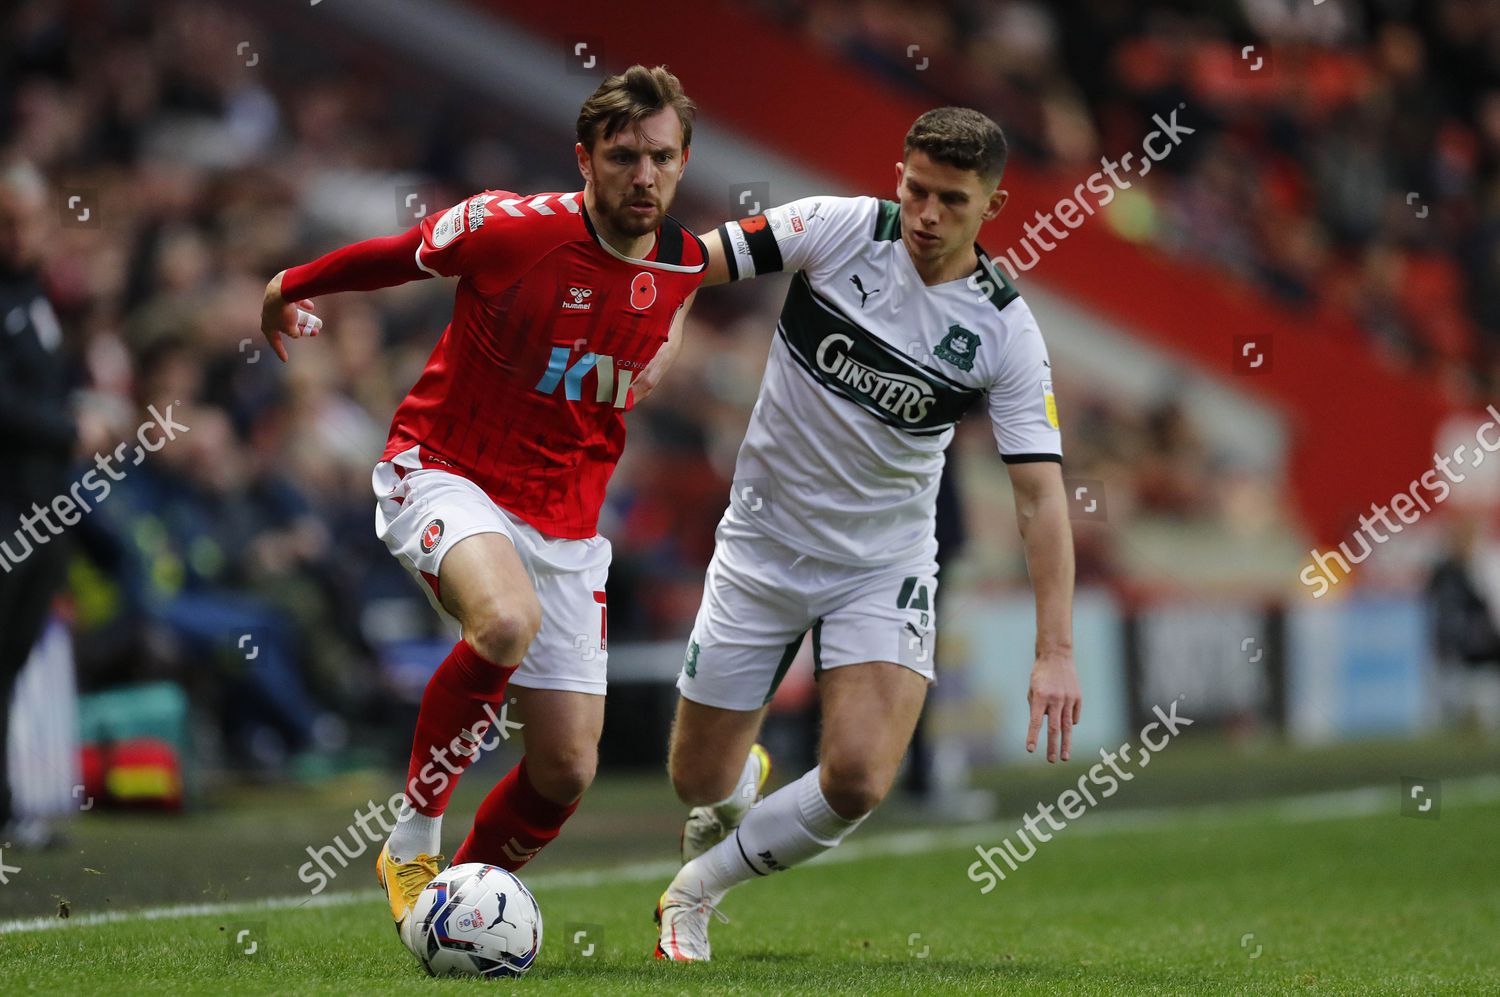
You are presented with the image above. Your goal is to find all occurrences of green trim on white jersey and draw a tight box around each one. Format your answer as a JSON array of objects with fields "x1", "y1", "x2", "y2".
[{"x1": 719, "y1": 195, "x2": 1061, "y2": 566}]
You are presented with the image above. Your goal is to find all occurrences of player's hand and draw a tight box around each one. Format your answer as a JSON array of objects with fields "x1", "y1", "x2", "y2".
[
  {"x1": 1026, "y1": 650, "x2": 1081, "y2": 763},
  {"x1": 633, "y1": 290, "x2": 696, "y2": 405},
  {"x1": 632, "y1": 335, "x2": 680, "y2": 404},
  {"x1": 260, "y1": 270, "x2": 322, "y2": 364}
]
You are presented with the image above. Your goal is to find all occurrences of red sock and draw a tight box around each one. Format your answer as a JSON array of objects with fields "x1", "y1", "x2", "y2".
[
  {"x1": 403, "y1": 639, "x2": 517, "y2": 817},
  {"x1": 452, "y1": 756, "x2": 580, "y2": 870}
]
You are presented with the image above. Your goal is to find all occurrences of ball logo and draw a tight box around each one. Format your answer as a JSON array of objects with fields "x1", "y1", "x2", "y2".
[
  {"x1": 456, "y1": 909, "x2": 486, "y2": 931},
  {"x1": 630, "y1": 271, "x2": 656, "y2": 310},
  {"x1": 420, "y1": 518, "x2": 445, "y2": 554}
]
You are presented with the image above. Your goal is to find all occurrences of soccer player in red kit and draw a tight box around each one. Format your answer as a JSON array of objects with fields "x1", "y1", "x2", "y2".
[{"x1": 257, "y1": 66, "x2": 706, "y2": 942}]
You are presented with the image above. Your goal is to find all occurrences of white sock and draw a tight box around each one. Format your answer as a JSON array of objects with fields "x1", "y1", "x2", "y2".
[
  {"x1": 386, "y1": 799, "x2": 442, "y2": 862},
  {"x1": 707, "y1": 750, "x2": 762, "y2": 826},
  {"x1": 672, "y1": 766, "x2": 866, "y2": 900}
]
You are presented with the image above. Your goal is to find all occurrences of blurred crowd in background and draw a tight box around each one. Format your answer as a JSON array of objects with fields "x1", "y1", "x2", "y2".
[
  {"x1": 2, "y1": 0, "x2": 1495, "y2": 781},
  {"x1": 759, "y1": 0, "x2": 1500, "y2": 397}
]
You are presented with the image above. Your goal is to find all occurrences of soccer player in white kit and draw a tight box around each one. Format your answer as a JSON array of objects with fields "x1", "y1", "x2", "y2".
[{"x1": 654, "y1": 107, "x2": 1082, "y2": 960}]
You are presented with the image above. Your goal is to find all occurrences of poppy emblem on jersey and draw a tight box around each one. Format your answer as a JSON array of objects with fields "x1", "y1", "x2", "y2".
[
  {"x1": 739, "y1": 215, "x2": 768, "y2": 234},
  {"x1": 933, "y1": 323, "x2": 980, "y2": 372},
  {"x1": 420, "y1": 518, "x2": 445, "y2": 554},
  {"x1": 630, "y1": 271, "x2": 657, "y2": 310},
  {"x1": 563, "y1": 286, "x2": 594, "y2": 312}
]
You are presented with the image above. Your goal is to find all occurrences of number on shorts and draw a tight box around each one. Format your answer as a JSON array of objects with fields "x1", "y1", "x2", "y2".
[{"x1": 897, "y1": 576, "x2": 932, "y2": 628}]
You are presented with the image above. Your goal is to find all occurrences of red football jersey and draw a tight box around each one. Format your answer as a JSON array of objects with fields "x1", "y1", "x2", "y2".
[{"x1": 382, "y1": 190, "x2": 707, "y2": 539}]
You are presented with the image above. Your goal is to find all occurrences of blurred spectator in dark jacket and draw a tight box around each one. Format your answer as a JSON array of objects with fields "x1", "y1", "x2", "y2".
[
  {"x1": 0, "y1": 158, "x2": 108, "y2": 841},
  {"x1": 1427, "y1": 515, "x2": 1500, "y2": 732},
  {"x1": 95, "y1": 385, "x2": 349, "y2": 774}
]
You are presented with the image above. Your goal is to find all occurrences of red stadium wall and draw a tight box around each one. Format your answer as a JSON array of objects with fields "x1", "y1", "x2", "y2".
[{"x1": 486, "y1": 0, "x2": 1453, "y2": 549}]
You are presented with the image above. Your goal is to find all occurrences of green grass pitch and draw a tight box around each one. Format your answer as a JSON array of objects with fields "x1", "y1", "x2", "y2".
[{"x1": 3, "y1": 788, "x2": 1497, "y2": 994}]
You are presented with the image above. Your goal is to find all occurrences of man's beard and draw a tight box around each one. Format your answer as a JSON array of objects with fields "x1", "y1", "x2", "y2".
[{"x1": 604, "y1": 193, "x2": 663, "y2": 237}]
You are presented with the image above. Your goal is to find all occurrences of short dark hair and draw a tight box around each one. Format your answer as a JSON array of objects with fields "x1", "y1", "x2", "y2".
[
  {"x1": 903, "y1": 107, "x2": 1007, "y2": 181},
  {"x1": 576, "y1": 64, "x2": 697, "y2": 153}
]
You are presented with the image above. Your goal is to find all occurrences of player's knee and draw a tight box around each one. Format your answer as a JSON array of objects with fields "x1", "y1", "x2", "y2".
[
  {"x1": 667, "y1": 735, "x2": 740, "y2": 805},
  {"x1": 819, "y1": 763, "x2": 890, "y2": 820},
  {"x1": 527, "y1": 745, "x2": 596, "y2": 804},
  {"x1": 669, "y1": 763, "x2": 735, "y2": 807},
  {"x1": 466, "y1": 597, "x2": 542, "y2": 664}
]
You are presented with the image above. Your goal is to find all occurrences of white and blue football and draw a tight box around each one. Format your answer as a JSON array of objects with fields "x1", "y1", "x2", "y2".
[{"x1": 407, "y1": 863, "x2": 542, "y2": 978}]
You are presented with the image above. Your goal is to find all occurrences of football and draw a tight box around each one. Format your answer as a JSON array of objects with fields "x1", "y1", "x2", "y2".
[{"x1": 406, "y1": 863, "x2": 542, "y2": 978}]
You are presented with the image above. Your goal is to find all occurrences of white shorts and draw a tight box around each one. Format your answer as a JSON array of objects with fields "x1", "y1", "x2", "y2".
[
  {"x1": 373, "y1": 454, "x2": 611, "y2": 696},
  {"x1": 678, "y1": 518, "x2": 939, "y2": 711}
]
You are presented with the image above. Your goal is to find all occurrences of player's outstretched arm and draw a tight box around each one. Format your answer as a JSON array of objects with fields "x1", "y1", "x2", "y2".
[
  {"x1": 633, "y1": 289, "x2": 697, "y2": 404},
  {"x1": 1007, "y1": 459, "x2": 1081, "y2": 763},
  {"x1": 260, "y1": 225, "x2": 430, "y2": 363}
]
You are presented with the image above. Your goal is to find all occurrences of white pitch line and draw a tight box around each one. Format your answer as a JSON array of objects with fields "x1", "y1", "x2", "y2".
[
  {"x1": 0, "y1": 863, "x2": 688, "y2": 937},
  {"x1": 2, "y1": 775, "x2": 1496, "y2": 936},
  {"x1": 814, "y1": 774, "x2": 1500, "y2": 868},
  {"x1": 0, "y1": 887, "x2": 387, "y2": 937}
]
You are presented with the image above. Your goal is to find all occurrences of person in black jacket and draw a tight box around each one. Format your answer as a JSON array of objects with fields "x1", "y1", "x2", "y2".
[
  {"x1": 1427, "y1": 516, "x2": 1500, "y2": 732},
  {"x1": 0, "y1": 160, "x2": 95, "y2": 840}
]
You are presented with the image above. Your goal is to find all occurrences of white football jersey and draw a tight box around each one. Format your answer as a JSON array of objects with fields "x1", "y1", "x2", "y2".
[{"x1": 717, "y1": 195, "x2": 1062, "y2": 566}]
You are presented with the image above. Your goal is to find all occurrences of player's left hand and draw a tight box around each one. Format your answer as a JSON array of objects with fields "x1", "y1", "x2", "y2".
[
  {"x1": 632, "y1": 290, "x2": 696, "y2": 405},
  {"x1": 632, "y1": 336, "x2": 680, "y2": 404},
  {"x1": 1026, "y1": 650, "x2": 1081, "y2": 763}
]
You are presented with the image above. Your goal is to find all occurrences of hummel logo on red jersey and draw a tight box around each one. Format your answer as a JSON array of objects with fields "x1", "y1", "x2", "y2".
[{"x1": 563, "y1": 286, "x2": 594, "y2": 311}]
